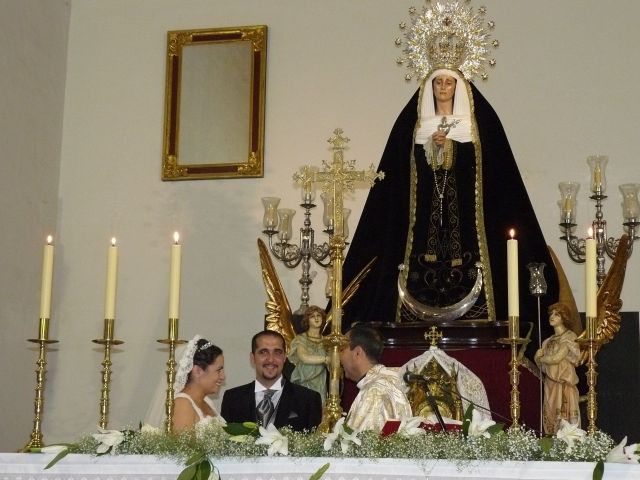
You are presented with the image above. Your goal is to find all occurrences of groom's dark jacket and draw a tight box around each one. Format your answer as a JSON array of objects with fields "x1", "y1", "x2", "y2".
[{"x1": 221, "y1": 379, "x2": 322, "y2": 432}]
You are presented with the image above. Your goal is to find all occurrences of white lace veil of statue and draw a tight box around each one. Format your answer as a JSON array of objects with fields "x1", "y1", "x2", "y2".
[
  {"x1": 414, "y1": 68, "x2": 472, "y2": 144},
  {"x1": 399, "y1": 345, "x2": 492, "y2": 420},
  {"x1": 144, "y1": 334, "x2": 202, "y2": 428}
]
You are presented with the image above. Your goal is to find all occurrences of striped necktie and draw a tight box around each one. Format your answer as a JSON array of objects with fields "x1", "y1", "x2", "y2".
[{"x1": 256, "y1": 389, "x2": 275, "y2": 426}]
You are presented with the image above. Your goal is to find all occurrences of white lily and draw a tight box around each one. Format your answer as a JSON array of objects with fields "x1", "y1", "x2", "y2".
[
  {"x1": 323, "y1": 417, "x2": 362, "y2": 454},
  {"x1": 555, "y1": 420, "x2": 586, "y2": 453},
  {"x1": 468, "y1": 409, "x2": 496, "y2": 439},
  {"x1": 254, "y1": 424, "x2": 288, "y2": 456},
  {"x1": 41, "y1": 445, "x2": 68, "y2": 454},
  {"x1": 606, "y1": 436, "x2": 640, "y2": 464},
  {"x1": 92, "y1": 427, "x2": 125, "y2": 454},
  {"x1": 398, "y1": 417, "x2": 427, "y2": 437}
]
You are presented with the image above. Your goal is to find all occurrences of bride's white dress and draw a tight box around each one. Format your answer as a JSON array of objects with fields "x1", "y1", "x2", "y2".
[{"x1": 175, "y1": 392, "x2": 226, "y2": 427}]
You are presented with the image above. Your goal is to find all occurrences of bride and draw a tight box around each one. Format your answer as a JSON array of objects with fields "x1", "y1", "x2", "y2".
[{"x1": 145, "y1": 335, "x2": 226, "y2": 432}]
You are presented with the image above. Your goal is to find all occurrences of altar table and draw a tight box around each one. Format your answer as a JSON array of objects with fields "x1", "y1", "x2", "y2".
[{"x1": 0, "y1": 453, "x2": 638, "y2": 480}]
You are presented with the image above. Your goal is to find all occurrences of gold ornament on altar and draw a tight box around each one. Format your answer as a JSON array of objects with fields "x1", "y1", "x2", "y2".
[
  {"x1": 406, "y1": 327, "x2": 464, "y2": 421},
  {"x1": 395, "y1": 0, "x2": 499, "y2": 81},
  {"x1": 258, "y1": 128, "x2": 384, "y2": 431},
  {"x1": 407, "y1": 359, "x2": 464, "y2": 421}
]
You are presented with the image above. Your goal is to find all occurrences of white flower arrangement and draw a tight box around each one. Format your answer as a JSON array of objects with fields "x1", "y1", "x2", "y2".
[
  {"x1": 467, "y1": 409, "x2": 496, "y2": 439},
  {"x1": 255, "y1": 424, "x2": 289, "y2": 456},
  {"x1": 323, "y1": 417, "x2": 361, "y2": 454},
  {"x1": 92, "y1": 427, "x2": 126, "y2": 454},
  {"x1": 606, "y1": 436, "x2": 639, "y2": 464},
  {"x1": 30, "y1": 410, "x2": 638, "y2": 480}
]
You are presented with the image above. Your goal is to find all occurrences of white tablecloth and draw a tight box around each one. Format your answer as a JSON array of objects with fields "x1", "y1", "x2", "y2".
[{"x1": 0, "y1": 453, "x2": 638, "y2": 480}]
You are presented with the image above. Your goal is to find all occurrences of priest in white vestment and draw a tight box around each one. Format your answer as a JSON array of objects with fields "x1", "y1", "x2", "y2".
[{"x1": 339, "y1": 326, "x2": 412, "y2": 432}]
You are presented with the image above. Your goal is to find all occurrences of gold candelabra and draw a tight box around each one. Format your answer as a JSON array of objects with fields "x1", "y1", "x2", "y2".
[
  {"x1": 92, "y1": 318, "x2": 124, "y2": 429},
  {"x1": 578, "y1": 316, "x2": 601, "y2": 435},
  {"x1": 22, "y1": 318, "x2": 58, "y2": 450},
  {"x1": 498, "y1": 317, "x2": 527, "y2": 427},
  {"x1": 295, "y1": 128, "x2": 384, "y2": 432},
  {"x1": 157, "y1": 317, "x2": 186, "y2": 434}
]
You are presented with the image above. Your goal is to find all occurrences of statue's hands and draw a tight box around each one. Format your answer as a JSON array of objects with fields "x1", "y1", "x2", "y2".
[
  {"x1": 432, "y1": 130, "x2": 447, "y2": 147},
  {"x1": 534, "y1": 348, "x2": 544, "y2": 365}
]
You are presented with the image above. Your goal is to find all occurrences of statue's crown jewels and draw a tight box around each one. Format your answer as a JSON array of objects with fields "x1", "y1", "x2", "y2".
[
  {"x1": 427, "y1": 33, "x2": 466, "y2": 70},
  {"x1": 395, "y1": 1, "x2": 499, "y2": 82}
]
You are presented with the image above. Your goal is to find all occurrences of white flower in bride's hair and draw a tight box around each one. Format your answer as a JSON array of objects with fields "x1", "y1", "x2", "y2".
[
  {"x1": 398, "y1": 417, "x2": 427, "y2": 437},
  {"x1": 468, "y1": 409, "x2": 496, "y2": 439},
  {"x1": 254, "y1": 424, "x2": 288, "y2": 456},
  {"x1": 323, "y1": 417, "x2": 361, "y2": 454},
  {"x1": 606, "y1": 436, "x2": 640, "y2": 464},
  {"x1": 555, "y1": 420, "x2": 586, "y2": 453},
  {"x1": 92, "y1": 427, "x2": 125, "y2": 454}
]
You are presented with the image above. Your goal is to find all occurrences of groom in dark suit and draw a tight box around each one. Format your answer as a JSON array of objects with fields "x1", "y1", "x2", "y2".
[{"x1": 221, "y1": 330, "x2": 322, "y2": 432}]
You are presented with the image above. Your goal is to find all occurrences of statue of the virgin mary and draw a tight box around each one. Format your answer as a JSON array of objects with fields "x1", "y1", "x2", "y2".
[{"x1": 341, "y1": 2, "x2": 558, "y2": 347}]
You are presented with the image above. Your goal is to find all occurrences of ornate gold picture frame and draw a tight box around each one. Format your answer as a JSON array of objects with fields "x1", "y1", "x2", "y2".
[{"x1": 162, "y1": 25, "x2": 267, "y2": 180}]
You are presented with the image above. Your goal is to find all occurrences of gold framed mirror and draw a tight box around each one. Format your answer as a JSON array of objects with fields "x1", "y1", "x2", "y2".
[{"x1": 162, "y1": 25, "x2": 267, "y2": 180}]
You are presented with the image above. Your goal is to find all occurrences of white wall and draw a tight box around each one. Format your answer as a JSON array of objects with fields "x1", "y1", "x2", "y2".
[
  {"x1": 2, "y1": 0, "x2": 639, "y2": 448},
  {"x1": 0, "y1": 0, "x2": 69, "y2": 451}
]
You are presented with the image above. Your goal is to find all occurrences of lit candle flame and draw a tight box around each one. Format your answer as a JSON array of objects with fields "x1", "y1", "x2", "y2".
[
  {"x1": 46, "y1": 235, "x2": 53, "y2": 245},
  {"x1": 588, "y1": 227, "x2": 594, "y2": 238},
  {"x1": 509, "y1": 228, "x2": 515, "y2": 239},
  {"x1": 173, "y1": 231, "x2": 180, "y2": 244},
  {"x1": 111, "y1": 237, "x2": 117, "y2": 247}
]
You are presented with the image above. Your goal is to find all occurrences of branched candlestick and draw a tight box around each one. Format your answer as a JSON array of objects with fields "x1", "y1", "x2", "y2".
[
  {"x1": 261, "y1": 189, "x2": 333, "y2": 313},
  {"x1": 559, "y1": 155, "x2": 639, "y2": 286},
  {"x1": 157, "y1": 317, "x2": 186, "y2": 434},
  {"x1": 22, "y1": 318, "x2": 58, "y2": 450},
  {"x1": 92, "y1": 318, "x2": 124, "y2": 429}
]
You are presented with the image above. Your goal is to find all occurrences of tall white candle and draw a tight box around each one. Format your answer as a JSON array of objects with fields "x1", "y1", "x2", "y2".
[
  {"x1": 39, "y1": 236, "x2": 54, "y2": 319},
  {"x1": 104, "y1": 237, "x2": 119, "y2": 319},
  {"x1": 585, "y1": 229, "x2": 597, "y2": 318},
  {"x1": 507, "y1": 229, "x2": 519, "y2": 318},
  {"x1": 168, "y1": 232, "x2": 182, "y2": 318}
]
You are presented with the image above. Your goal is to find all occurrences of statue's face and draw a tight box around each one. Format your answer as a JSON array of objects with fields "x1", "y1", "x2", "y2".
[
  {"x1": 433, "y1": 75, "x2": 456, "y2": 103},
  {"x1": 308, "y1": 311, "x2": 323, "y2": 329},
  {"x1": 549, "y1": 309, "x2": 563, "y2": 327}
]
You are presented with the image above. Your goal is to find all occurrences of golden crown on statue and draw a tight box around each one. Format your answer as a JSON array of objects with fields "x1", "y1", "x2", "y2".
[
  {"x1": 427, "y1": 34, "x2": 466, "y2": 70},
  {"x1": 395, "y1": 0, "x2": 499, "y2": 81}
]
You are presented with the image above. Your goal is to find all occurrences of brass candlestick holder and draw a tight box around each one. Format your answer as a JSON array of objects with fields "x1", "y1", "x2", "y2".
[
  {"x1": 498, "y1": 317, "x2": 527, "y2": 427},
  {"x1": 22, "y1": 318, "x2": 58, "y2": 450},
  {"x1": 92, "y1": 318, "x2": 124, "y2": 429},
  {"x1": 157, "y1": 317, "x2": 186, "y2": 434},
  {"x1": 318, "y1": 325, "x2": 349, "y2": 433},
  {"x1": 577, "y1": 316, "x2": 601, "y2": 435}
]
